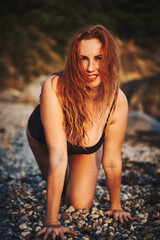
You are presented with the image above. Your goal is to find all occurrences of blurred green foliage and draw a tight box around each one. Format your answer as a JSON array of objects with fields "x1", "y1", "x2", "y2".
[{"x1": 0, "y1": 0, "x2": 160, "y2": 88}]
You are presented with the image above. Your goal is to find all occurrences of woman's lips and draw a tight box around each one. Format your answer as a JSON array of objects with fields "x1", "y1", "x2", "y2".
[{"x1": 87, "y1": 75, "x2": 98, "y2": 82}]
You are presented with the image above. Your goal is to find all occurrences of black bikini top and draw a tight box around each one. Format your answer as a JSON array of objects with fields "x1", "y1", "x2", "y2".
[
  {"x1": 67, "y1": 99, "x2": 115, "y2": 155},
  {"x1": 28, "y1": 98, "x2": 115, "y2": 156}
]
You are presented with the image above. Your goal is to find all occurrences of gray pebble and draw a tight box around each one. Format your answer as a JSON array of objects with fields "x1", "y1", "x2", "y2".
[
  {"x1": 141, "y1": 218, "x2": 147, "y2": 224},
  {"x1": 66, "y1": 205, "x2": 75, "y2": 213},
  {"x1": 35, "y1": 226, "x2": 41, "y2": 232},
  {"x1": 21, "y1": 230, "x2": 30, "y2": 237},
  {"x1": 82, "y1": 237, "x2": 90, "y2": 240},
  {"x1": 90, "y1": 214, "x2": 99, "y2": 219},
  {"x1": 122, "y1": 233, "x2": 129, "y2": 238},
  {"x1": 77, "y1": 222, "x2": 83, "y2": 229},
  {"x1": 72, "y1": 211, "x2": 80, "y2": 220},
  {"x1": 19, "y1": 223, "x2": 28, "y2": 230},
  {"x1": 20, "y1": 215, "x2": 30, "y2": 221}
]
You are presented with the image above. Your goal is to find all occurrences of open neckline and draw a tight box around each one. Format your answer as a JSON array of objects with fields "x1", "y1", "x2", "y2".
[{"x1": 67, "y1": 96, "x2": 115, "y2": 151}]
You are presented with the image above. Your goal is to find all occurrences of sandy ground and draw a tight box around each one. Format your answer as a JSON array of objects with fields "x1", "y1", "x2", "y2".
[{"x1": 0, "y1": 102, "x2": 34, "y2": 150}]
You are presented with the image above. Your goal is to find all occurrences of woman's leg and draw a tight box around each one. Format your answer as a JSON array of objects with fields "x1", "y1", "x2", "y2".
[
  {"x1": 65, "y1": 145, "x2": 103, "y2": 210},
  {"x1": 27, "y1": 127, "x2": 103, "y2": 209},
  {"x1": 27, "y1": 128, "x2": 49, "y2": 180}
]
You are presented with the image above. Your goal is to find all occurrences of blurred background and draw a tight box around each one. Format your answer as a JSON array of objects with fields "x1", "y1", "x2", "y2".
[
  {"x1": 0, "y1": 0, "x2": 160, "y2": 149},
  {"x1": 1, "y1": 2, "x2": 160, "y2": 239}
]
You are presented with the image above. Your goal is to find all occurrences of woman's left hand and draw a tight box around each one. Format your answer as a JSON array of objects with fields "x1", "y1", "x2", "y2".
[{"x1": 105, "y1": 208, "x2": 133, "y2": 223}]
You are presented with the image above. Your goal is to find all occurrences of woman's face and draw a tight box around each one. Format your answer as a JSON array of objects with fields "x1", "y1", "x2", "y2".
[{"x1": 79, "y1": 38, "x2": 103, "y2": 88}]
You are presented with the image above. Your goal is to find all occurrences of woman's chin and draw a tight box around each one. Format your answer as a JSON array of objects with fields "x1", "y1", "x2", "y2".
[{"x1": 87, "y1": 78, "x2": 101, "y2": 88}]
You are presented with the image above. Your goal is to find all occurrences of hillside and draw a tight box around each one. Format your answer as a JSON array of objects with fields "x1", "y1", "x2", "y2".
[
  {"x1": 118, "y1": 39, "x2": 160, "y2": 83},
  {"x1": 1, "y1": 0, "x2": 160, "y2": 89}
]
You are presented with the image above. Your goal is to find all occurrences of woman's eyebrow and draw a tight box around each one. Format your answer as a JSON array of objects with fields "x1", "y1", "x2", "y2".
[
  {"x1": 95, "y1": 54, "x2": 103, "y2": 57},
  {"x1": 80, "y1": 54, "x2": 103, "y2": 57}
]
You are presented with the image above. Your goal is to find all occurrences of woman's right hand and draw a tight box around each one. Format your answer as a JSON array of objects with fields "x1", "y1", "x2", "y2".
[{"x1": 35, "y1": 224, "x2": 78, "y2": 240}]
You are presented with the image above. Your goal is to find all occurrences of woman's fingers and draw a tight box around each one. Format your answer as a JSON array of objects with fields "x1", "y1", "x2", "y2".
[
  {"x1": 63, "y1": 227, "x2": 78, "y2": 236},
  {"x1": 105, "y1": 209, "x2": 133, "y2": 223},
  {"x1": 43, "y1": 227, "x2": 52, "y2": 240},
  {"x1": 35, "y1": 227, "x2": 46, "y2": 238},
  {"x1": 51, "y1": 232, "x2": 56, "y2": 240},
  {"x1": 118, "y1": 214, "x2": 124, "y2": 223},
  {"x1": 119, "y1": 212, "x2": 133, "y2": 222},
  {"x1": 59, "y1": 230, "x2": 66, "y2": 240},
  {"x1": 127, "y1": 213, "x2": 133, "y2": 221},
  {"x1": 34, "y1": 225, "x2": 78, "y2": 240},
  {"x1": 113, "y1": 212, "x2": 119, "y2": 221},
  {"x1": 123, "y1": 215, "x2": 129, "y2": 222},
  {"x1": 104, "y1": 210, "x2": 112, "y2": 217}
]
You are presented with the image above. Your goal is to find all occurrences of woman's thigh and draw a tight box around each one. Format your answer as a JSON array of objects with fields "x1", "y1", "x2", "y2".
[
  {"x1": 27, "y1": 127, "x2": 104, "y2": 208},
  {"x1": 27, "y1": 128, "x2": 49, "y2": 180},
  {"x1": 65, "y1": 145, "x2": 103, "y2": 210}
]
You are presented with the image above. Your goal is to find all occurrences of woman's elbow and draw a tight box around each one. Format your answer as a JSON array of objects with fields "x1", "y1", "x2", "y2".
[
  {"x1": 48, "y1": 149, "x2": 68, "y2": 170},
  {"x1": 102, "y1": 158, "x2": 122, "y2": 172}
]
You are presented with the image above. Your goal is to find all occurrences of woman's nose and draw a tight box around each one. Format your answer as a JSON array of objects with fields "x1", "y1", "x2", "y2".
[{"x1": 87, "y1": 61, "x2": 95, "y2": 72}]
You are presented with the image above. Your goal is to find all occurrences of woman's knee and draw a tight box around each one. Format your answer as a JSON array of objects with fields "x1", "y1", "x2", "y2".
[
  {"x1": 65, "y1": 193, "x2": 93, "y2": 210},
  {"x1": 65, "y1": 186, "x2": 94, "y2": 210}
]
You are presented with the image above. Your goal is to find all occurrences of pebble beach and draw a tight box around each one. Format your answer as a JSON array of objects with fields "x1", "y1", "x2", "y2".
[{"x1": 0, "y1": 102, "x2": 160, "y2": 240}]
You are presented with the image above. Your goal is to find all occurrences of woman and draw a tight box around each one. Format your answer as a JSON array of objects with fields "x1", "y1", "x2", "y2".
[{"x1": 27, "y1": 25, "x2": 132, "y2": 239}]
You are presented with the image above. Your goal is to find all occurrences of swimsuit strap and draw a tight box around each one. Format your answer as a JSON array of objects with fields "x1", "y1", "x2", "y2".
[{"x1": 104, "y1": 97, "x2": 116, "y2": 131}]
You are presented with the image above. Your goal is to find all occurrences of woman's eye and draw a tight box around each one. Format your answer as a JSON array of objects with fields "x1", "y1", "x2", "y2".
[
  {"x1": 95, "y1": 56, "x2": 102, "y2": 61},
  {"x1": 81, "y1": 56, "x2": 88, "y2": 60}
]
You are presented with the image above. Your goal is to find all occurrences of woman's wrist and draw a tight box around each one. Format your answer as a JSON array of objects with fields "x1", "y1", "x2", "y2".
[
  {"x1": 45, "y1": 223, "x2": 61, "y2": 228},
  {"x1": 110, "y1": 206, "x2": 122, "y2": 211},
  {"x1": 110, "y1": 202, "x2": 122, "y2": 210},
  {"x1": 45, "y1": 220, "x2": 60, "y2": 226}
]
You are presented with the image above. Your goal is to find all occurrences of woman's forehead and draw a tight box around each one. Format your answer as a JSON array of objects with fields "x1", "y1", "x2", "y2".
[{"x1": 79, "y1": 39, "x2": 102, "y2": 55}]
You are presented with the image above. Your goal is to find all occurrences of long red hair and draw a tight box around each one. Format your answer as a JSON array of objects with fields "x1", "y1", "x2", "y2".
[{"x1": 57, "y1": 25, "x2": 120, "y2": 146}]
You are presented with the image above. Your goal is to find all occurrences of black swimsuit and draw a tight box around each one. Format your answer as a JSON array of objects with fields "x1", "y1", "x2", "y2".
[{"x1": 27, "y1": 101, "x2": 114, "y2": 155}]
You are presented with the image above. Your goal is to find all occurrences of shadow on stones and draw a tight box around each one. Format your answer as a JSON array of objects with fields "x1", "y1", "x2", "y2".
[{"x1": 98, "y1": 160, "x2": 160, "y2": 187}]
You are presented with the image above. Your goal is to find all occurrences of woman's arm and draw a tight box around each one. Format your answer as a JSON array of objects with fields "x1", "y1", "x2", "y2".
[
  {"x1": 35, "y1": 77, "x2": 77, "y2": 239},
  {"x1": 40, "y1": 76, "x2": 68, "y2": 224},
  {"x1": 102, "y1": 89, "x2": 132, "y2": 222}
]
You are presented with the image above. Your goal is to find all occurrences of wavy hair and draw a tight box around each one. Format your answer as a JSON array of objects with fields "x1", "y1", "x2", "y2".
[{"x1": 57, "y1": 25, "x2": 120, "y2": 146}]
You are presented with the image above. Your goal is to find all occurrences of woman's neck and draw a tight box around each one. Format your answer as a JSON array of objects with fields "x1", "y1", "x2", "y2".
[
  {"x1": 87, "y1": 83, "x2": 103, "y2": 101},
  {"x1": 85, "y1": 87, "x2": 105, "y2": 124}
]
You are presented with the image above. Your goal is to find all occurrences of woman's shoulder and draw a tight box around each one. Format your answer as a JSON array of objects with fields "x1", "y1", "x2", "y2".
[
  {"x1": 109, "y1": 89, "x2": 128, "y2": 124},
  {"x1": 117, "y1": 88, "x2": 128, "y2": 108},
  {"x1": 42, "y1": 75, "x2": 59, "y2": 90},
  {"x1": 43, "y1": 75, "x2": 59, "y2": 85}
]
